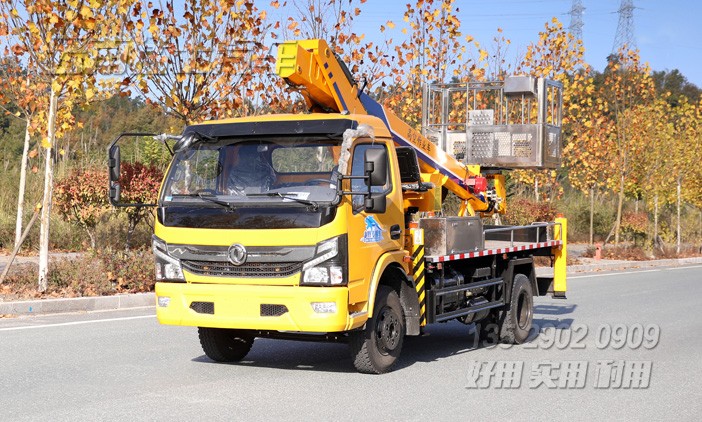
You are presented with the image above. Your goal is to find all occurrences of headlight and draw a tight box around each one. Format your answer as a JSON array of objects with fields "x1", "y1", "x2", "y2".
[
  {"x1": 152, "y1": 235, "x2": 185, "y2": 282},
  {"x1": 300, "y1": 235, "x2": 348, "y2": 286}
]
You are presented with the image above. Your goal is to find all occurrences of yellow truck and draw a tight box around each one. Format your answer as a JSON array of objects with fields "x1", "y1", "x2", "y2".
[{"x1": 108, "y1": 39, "x2": 567, "y2": 373}]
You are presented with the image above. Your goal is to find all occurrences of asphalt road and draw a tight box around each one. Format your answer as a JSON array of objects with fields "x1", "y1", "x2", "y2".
[{"x1": 1, "y1": 265, "x2": 701, "y2": 421}]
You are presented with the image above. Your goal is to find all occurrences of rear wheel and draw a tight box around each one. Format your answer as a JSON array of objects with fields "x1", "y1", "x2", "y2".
[
  {"x1": 501, "y1": 273, "x2": 534, "y2": 344},
  {"x1": 477, "y1": 273, "x2": 534, "y2": 345},
  {"x1": 349, "y1": 285, "x2": 405, "y2": 374},
  {"x1": 198, "y1": 327, "x2": 254, "y2": 362}
]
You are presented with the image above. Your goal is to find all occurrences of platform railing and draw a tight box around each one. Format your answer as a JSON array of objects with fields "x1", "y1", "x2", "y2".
[{"x1": 482, "y1": 221, "x2": 563, "y2": 247}]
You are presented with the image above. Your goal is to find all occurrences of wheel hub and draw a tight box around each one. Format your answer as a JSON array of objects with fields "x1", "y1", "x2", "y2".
[
  {"x1": 516, "y1": 291, "x2": 532, "y2": 331},
  {"x1": 375, "y1": 307, "x2": 400, "y2": 354}
]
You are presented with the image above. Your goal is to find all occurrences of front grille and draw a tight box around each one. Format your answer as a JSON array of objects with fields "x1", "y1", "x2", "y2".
[
  {"x1": 260, "y1": 304, "x2": 288, "y2": 317},
  {"x1": 190, "y1": 301, "x2": 215, "y2": 314},
  {"x1": 181, "y1": 260, "x2": 303, "y2": 278}
]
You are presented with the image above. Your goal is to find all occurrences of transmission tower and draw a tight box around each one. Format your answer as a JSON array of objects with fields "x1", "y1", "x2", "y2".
[
  {"x1": 568, "y1": 0, "x2": 585, "y2": 43},
  {"x1": 612, "y1": 0, "x2": 637, "y2": 53}
]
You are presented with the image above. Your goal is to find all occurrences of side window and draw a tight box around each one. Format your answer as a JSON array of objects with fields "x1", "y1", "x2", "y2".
[{"x1": 350, "y1": 144, "x2": 390, "y2": 205}]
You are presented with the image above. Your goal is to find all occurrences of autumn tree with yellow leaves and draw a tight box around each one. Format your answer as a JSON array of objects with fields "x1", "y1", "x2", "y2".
[
  {"x1": 0, "y1": 55, "x2": 47, "y2": 249},
  {"x1": 0, "y1": 0, "x2": 132, "y2": 291},
  {"x1": 598, "y1": 49, "x2": 656, "y2": 245},
  {"x1": 123, "y1": 0, "x2": 272, "y2": 125}
]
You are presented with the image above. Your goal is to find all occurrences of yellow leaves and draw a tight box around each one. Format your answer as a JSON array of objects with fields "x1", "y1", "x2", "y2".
[
  {"x1": 386, "y1": 20, "x2": 395, "y2": 29},
  {"x1": 80, "y1": 5, "x2": 94, "y2": 19},
  {"x1": 51, "y1": 80, "x2": 63, "y2": 94},
  {"x1": 41, "y1": 137, "x2": 51, "y2": 149},
  {"x1": 270, "y1": 1, "x2": 280, "y2": 8},
  {"x1": 478, "y1": 49, "x2": 488, "y2": 62}
]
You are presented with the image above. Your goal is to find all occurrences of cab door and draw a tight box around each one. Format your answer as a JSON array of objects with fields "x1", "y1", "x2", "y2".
[{"x1": 346, "y1": 139, "x2": 404, "y2": 304}]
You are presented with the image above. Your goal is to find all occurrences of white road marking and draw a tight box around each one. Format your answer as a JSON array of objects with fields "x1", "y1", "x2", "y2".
[
  {"x1": 0, "y1": 315, "x2": 155, "y2": 332},
  {"x1": 570, "y1": 269, "x2": 661, "y2": 279},
  {"x1": 665, "y1": 264, "x2": 702, "y2": 270},
  {"x1": 570, "y1": 264, "x2": 702, "y2": 279}
]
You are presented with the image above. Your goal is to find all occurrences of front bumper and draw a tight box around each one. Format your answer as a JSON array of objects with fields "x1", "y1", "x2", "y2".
[{"x1": 155, "y1": 282, "x2": 367, "y2": 333}]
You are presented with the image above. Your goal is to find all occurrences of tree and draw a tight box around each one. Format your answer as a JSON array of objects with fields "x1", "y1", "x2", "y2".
[
  {"x1": 382, "y1": 0, "x2": 467, "y2": 128},
  {"x1": 626, "y1": 97, "x2": 674, "y2": 248},
  {"x1": 600, "y1": 48, "x2": 655, "y2": 244},
  {"x1": 0, "y1": 0, "x2": 131, "y2": 291},
  {"x1": 54, "y1": 167, "x2": 109, "y2": 249},
  {"x1": 118, "y1": 161, "x2": 162, "y2": 250},
  {"x1": 123, "y1": 0, "x2": 271, "y2": 125},
  {"x1": 651, "y1": 69, "x2": 701, "y2": 106},
  {"x1": 0, "y1": 56, "x2": 46, "y2": 249}
]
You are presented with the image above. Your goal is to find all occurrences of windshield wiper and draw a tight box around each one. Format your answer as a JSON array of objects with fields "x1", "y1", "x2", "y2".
[
  {"x1": 247, "y1": 192, "x2": 319, "y2": 210},
  {"x1": 196, "y1": 192, "x2": 234, "y2": 209}
]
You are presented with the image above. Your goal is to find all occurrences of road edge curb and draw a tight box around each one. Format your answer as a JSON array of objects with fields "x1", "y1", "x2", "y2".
[
  {"x1": 567, "y1": 256, "x2": 702, "y2": 273},
  {"x1": 0, "y1": 293, "x2": 155, "y2": 316}
]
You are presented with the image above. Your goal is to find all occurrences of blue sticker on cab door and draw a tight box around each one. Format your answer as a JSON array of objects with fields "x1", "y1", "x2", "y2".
[{"x1": 361, "y1": 216, "x2": 384, "y2": 243}]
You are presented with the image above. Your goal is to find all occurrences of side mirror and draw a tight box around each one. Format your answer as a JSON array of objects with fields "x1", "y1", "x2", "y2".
[
  {"x1": 106, "y1": 132, "x2": 163, "y2": 208},
  {"x1": 108, "y1": 145, "x2": 121, "y2": 203},
  {"x1": 108, "y1": 145, "x2": 120, "y2": 180},
  {"x1": 364, "y1": 148, "x2": 387, "y2": 187},
  {"x1": 173, "y1": 133, "x2": 196, "y2": 153},
  {"x1": 364, "y1": 193, "x2": 387, "y2": 213}
]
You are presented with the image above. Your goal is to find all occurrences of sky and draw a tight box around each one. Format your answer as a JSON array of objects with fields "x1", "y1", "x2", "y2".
[{"x1": 283, "y1": 0, "x2": 702, "y2": 86}]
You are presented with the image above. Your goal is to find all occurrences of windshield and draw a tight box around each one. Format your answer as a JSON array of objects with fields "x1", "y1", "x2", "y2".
[{"x1": 161, "y1": 137, "x2": 342, "y2": 206}]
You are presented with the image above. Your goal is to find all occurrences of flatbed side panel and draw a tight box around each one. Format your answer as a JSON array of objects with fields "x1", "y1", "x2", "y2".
[{"x1": 426, "y1": 240, "x2": 562, "y2": 263}]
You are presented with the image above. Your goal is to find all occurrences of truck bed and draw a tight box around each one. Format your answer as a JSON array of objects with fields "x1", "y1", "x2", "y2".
[{"x1": 425, "y1": 239, "x2": 562, "y2": 263}]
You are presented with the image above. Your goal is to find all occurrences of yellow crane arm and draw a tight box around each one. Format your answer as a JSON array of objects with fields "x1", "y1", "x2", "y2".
[{"x1": 276, "y1": 39, "x2": 500, "y2": 214}]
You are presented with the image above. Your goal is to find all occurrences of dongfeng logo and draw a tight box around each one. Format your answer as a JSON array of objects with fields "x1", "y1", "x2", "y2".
[{"x1": 228, "y1": 244, "x2": 247, "y2": 266}]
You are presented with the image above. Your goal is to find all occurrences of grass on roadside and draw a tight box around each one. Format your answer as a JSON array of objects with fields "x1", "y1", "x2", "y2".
[{"x1": 1, "y1": 248, "x2": 155, "y2": 300}]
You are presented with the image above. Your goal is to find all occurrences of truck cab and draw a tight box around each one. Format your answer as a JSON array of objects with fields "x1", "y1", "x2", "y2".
[{"x1": 153, "y1": 114, "x2": 410, "y2": 338}]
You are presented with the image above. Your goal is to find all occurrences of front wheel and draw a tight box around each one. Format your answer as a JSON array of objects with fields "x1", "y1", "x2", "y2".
[
  {"x1": 198, "y1": 327, "x2": 254, "y2": 362},
  {"x1": 349, "y1": 285, "x2": 405, "y2": 374}
]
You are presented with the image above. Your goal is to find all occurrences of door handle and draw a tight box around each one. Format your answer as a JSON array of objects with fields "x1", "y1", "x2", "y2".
[{"x1": 390, "y1": 224, "x2": 402, "y2": 240}]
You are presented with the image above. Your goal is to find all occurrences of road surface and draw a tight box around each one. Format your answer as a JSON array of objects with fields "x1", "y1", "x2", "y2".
[{"x1": 1, "y1": 265, "x2": 701, "y2": 421}]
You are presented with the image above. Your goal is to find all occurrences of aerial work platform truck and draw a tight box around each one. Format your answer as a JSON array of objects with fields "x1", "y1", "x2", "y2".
[{"x1": 108, "y1": 39, "x2": 567, "y2": 373}]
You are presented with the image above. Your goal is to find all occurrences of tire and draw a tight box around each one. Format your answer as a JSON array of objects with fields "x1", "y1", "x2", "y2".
[
  {"x1": 499, "y1": 273, "x2": 534, "y2": 344},
  {"x1": 476, "y1": 273, "x2": 534, "y2": 345},
  {"x1": 476, "y1": 314, "x2": 500, "y2": 346},
  {"x1": 349, "y1": 285, "x2": 405, "y2": 374},
  {"x1": 198, "y1": 327, "x2": 254, "y2": 362}
]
